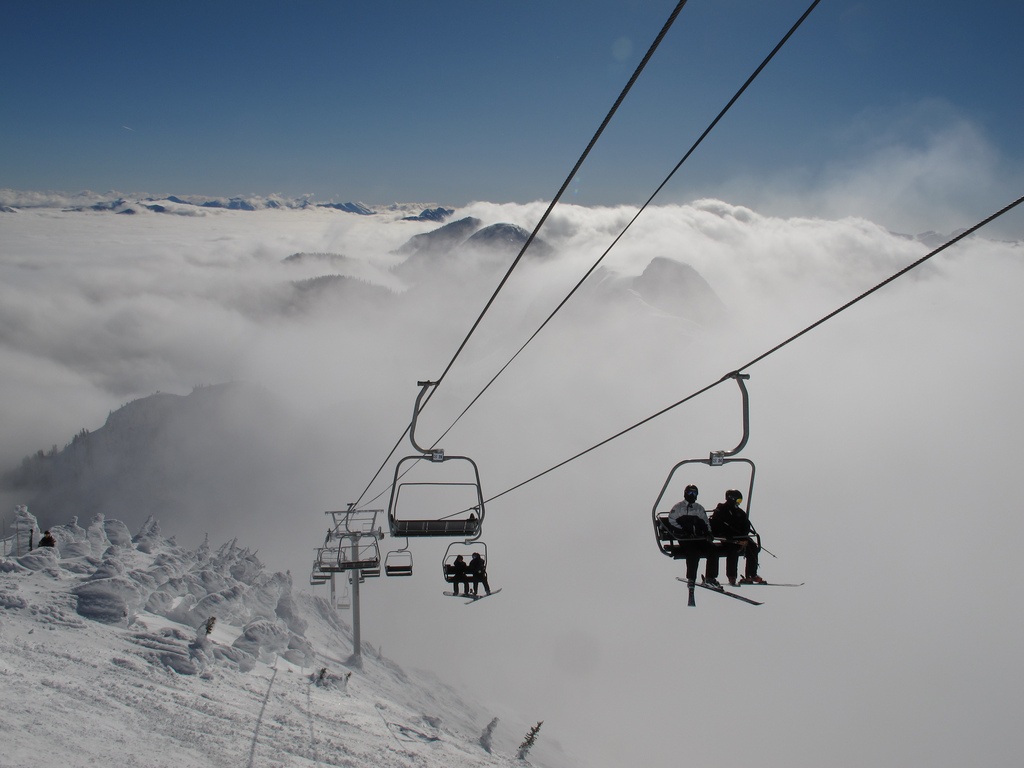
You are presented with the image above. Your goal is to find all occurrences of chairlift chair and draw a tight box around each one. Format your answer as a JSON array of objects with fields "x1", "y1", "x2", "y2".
[
  {"x1": 315, "y1": 540, "x2": 381, "y2": 573},
  {"x1": 357, "y1": 567, "x2": 381, "y2": 581},
  {"x1": 336, "y1": 578, "x2": 352, "y2": 609},
  {"x1": 317, "y1": 507, "x2": 384, "y2": 572},
  {"x1": 442, "y1": 540, "x2": 489, "y2": 587},
  {"x1": 652, "y1": 373, "x2": 759, "y2": 559},
  {"x1": 653, "y1": 457, "x2": 757, "y2": 557},
  {"x1": 387, "y1": 381, "x2": 486, "y2": 538},
  {"x1": 384, "y1": 541, "x2": 414, "y2": 576}
]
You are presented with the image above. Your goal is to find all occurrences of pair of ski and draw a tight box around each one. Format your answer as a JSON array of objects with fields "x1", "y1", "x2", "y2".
[
  {"x1": 676, "y1": 577, "x2": 803, "y2": 606},
  {"x1": 443, "y1": 588, "x2": 502, "y2": 604}
]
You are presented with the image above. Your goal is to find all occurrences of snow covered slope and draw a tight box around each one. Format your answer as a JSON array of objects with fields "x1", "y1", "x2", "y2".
[{"x1": 0, "y1": 511, "x2": 553, "y2": 768}]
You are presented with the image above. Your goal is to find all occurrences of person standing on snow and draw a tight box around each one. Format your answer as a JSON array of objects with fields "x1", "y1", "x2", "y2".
[{"x1": 667, "y1": 485, "x2": 721, "y2": 588}]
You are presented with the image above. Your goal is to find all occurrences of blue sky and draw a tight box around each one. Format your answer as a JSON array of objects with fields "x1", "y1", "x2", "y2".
[
  {"x1": 3, "y1": 1, "x2": 1022, "y2": 231},
  {"x1": 3, "y1": 6, "x2": 1024, "y2": 762}
]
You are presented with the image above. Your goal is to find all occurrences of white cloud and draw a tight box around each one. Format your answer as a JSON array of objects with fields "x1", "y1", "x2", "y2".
[
  {"x1": 1, "y1": 199, "x2": 1022, "y2": 768},
  {"x1": 718, "y1": 100, "x2": 1019, "y2": 238}
]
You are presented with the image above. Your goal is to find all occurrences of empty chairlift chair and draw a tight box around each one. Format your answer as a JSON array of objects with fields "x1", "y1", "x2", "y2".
[
  {"x1": 313, "y1": 507, "x2": 384, "y2": 583},
  {"x1": 387, "y1": 381, "x2": 486, "y2": 539},
  {"x1": 384, "y1": 543, "x2": 414, "y2": 577},
  {"x1": 309, "y1": 565, "x2": 329, "y2": 586}
]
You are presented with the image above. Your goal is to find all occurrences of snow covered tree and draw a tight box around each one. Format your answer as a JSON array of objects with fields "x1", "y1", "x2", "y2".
[
  {"x1": 479, "y1": 716, "x2": 499, "y2": 753},
  {"x1": 516, "y1": 721, "x2": 543, "y2": 760}
]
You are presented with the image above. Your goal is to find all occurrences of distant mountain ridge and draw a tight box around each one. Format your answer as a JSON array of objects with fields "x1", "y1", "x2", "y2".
[
  {"x1": 392, "y1": 217, "x2": 556, "y2": 286},
  {"x1": 395, "y1": 217, "x2": 484, "y2": 256},
  {"x1": 1, "y1": 383, "x2": 310, "y2": 542},
  {"x1": 402, "y1": 207, "x2": 455, "y2": 222},
  {"x1": 0, "y1": 190, "x2": 451, "y2": 219}
]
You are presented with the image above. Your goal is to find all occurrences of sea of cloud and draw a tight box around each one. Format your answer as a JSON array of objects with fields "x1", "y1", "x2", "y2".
[{"x1": 1, "y1": 196, "x2": 1022, "y2": 768}]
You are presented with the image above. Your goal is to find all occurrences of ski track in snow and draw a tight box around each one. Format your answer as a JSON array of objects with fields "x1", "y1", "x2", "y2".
[{"x1": 246, "y1": 661, "x2": 278, "y2": 768}]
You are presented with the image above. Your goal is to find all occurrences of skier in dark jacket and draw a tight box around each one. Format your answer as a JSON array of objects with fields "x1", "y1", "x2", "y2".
[
  {"x1": 467, "y1": 552, "x2": 491, "y2": 596},
  {"x1": 449, "y1": 555, "x2": 470, "y2": 596},
  {"x1": 710, "y1": 490, "x2": 763, "y2": 586},
  {"x1": 38, "y1": 530, "x2": 56, "y2": 548}
]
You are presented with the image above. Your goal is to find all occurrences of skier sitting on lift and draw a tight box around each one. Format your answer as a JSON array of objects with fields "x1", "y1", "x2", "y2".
[
  {"x1": 467, "y1": 552, "x2": 491, "y2": 596},
  {"x1": 667, "y1": 485, "x2": 721, "y2": 588},
  {"x1": 710, "y1": 490, "x2": 764, "y2": 586},
  {"x1": 449, "y1": 555, "x2": 470, "y2": 596}
]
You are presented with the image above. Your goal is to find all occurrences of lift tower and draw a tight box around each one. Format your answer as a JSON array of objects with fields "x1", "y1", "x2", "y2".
[{"x1": 311, "y1": 505, "x2": 383, "y2": 667}]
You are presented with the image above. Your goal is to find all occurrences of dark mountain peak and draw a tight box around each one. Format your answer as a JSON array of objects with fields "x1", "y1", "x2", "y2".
[
  {"x1": 463, "y1": 223, "x2": 552, "y2": 258},
  {"x1": 393, "y1": 217, "x2": 555, "y2": 284},
  {"x1": 88, "y1": 198, "x2": 129, "y2": 211},
  {"x1": 1, "y1": 382, "x2": 290, "y2": 537},
  {"x1": 631, "y1": 257, "x2": 723, "y2": 320},
  {"x1": 102, "y1": 390, "x2": 184, "y2": 434},
  {"x1": 465, "y1": 222, "x2": 528, "y2": 247},
  {"x1": 394, "y1": 216, "x2": 483, "y2": 256},
  {"x1": 401, "y1": 207, "x2": 455, "y2": 223},
  {"x1": 315, "y1": 202, "x2": 376, "y2": 215},
  {"x1": 200, "y1": 198, "x2": 258, "y2": 211}
]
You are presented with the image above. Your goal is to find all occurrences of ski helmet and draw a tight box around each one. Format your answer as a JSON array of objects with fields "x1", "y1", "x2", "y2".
[
  {"x1": 725, "y1": 489, "x2": 743, "y2": 503},
  {"x1": 683, "y1": 484, "x2": 698, "y2": 501}
]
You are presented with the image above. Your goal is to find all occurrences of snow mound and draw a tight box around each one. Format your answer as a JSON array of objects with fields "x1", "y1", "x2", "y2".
[{"x1": 0, "y1": 510, "x2": 557, "y2": 768}]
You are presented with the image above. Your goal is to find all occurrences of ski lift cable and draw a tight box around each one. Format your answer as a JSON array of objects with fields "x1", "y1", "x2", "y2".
[
  {"x1": 347, "y1": 0, "x2": 691, "y2": 511},
  {"x1": 481, "y1": 193, "x2": 1024, "y2": 506},
  {"x1": 414, "y1": 0, "x2": 691, "y2": 409},
  {"x1": 354, "y1": 0, "x2": 821, "y2": 511},
  {"x1": 735, "y1": 192, "x2": 1024, "y2": 372},
  {"x1": 431, "y1": 0, "x2": 824, "y2": 448}
]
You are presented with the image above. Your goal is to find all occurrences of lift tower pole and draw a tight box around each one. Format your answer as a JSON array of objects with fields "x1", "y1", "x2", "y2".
[
  {"x1": 310, "y1": 506, "x2": 383, "y2": 670},
  {"x1": 349, "y1": 536, "x2": 362, "y2": 664}
]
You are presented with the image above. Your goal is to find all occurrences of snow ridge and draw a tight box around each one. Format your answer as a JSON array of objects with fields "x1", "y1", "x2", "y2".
[{"x1": 0, "y1": 509, "x2": 540, "y2": 768}]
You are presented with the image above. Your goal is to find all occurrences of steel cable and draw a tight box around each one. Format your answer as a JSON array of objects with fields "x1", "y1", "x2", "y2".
[
  {"x1": 483, "y1": 193, "x2": 1024, "y2": 505},
  {"x1": 348, "y1": 0, "x2": 691, "y2": 510}
]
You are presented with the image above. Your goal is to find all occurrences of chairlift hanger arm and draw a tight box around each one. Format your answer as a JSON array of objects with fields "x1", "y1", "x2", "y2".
[
  {"x1": 713, "y1": 372, "x2": 750, "y2": 459},
  {"x1": 409, "y1": 380, "x2": 442, "y2": 458},
  {"x1": 386, "y1": 380, "x2": 487, "y2": 539}
]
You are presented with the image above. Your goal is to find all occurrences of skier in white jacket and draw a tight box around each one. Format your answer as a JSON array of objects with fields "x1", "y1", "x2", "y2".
[{"x1": 667, "y1": 485, "x2": 720, "y2": 588}]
